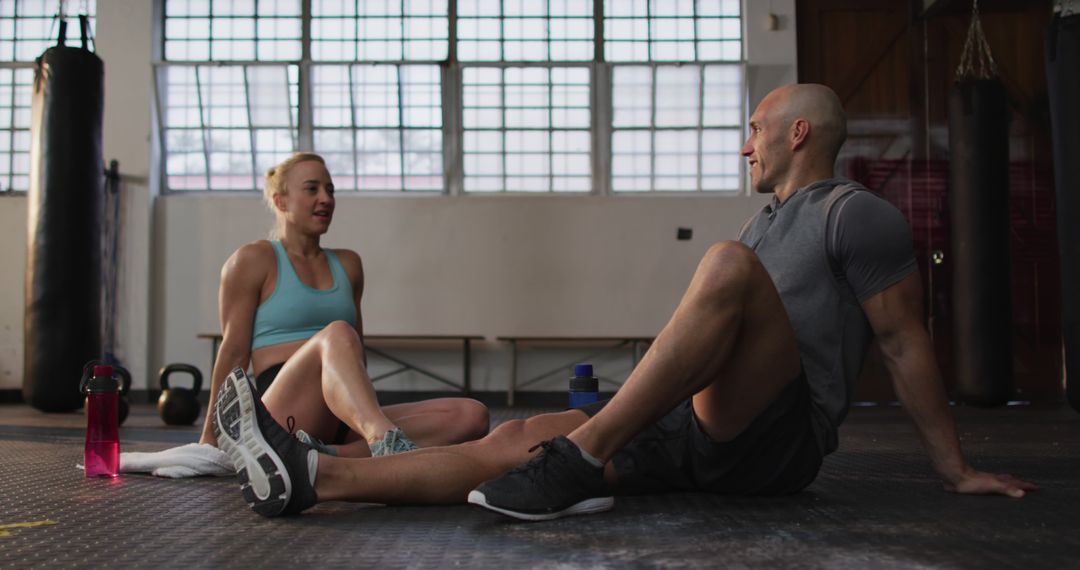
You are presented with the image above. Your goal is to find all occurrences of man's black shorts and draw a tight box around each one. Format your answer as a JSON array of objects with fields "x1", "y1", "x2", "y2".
[{"x1": 578, "y1": 371, "x2": 823, "y2": 496}]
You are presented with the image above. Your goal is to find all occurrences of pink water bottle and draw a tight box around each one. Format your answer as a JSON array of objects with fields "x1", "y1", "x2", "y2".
[{"x1": 84, "y1": 364, "x2": 120, "y2": 478}]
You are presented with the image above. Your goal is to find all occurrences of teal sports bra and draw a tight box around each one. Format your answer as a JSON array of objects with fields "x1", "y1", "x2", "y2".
[{"x1": 251, "y1": 241, "x2": 356, "y2": 350}]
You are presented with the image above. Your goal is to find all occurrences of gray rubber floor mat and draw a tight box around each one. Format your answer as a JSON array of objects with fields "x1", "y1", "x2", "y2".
[{"x1": 1, "y1": 404, "x2": 1077, "y2": 568}]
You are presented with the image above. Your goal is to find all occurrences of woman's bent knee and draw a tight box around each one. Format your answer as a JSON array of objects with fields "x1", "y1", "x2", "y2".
[{"x1": 317, "y1": 320, "x2": 363, "y2": 354}]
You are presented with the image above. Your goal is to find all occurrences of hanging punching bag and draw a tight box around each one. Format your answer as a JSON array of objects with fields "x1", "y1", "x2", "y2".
[
  {"x1": 23, "y1": 19, "x2": 105, "y2": 412},
  {"x1": 1046, "y1": 13, "x2": 1080, "y2": 412},
  {"x1": 948, "y1": 78, "x2": 1013, "y2": 407}
]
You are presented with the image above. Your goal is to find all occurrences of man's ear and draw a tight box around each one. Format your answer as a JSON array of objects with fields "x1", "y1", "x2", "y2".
[{"x1": 791, "y1": 118, "x2": 811, "y2": 151}]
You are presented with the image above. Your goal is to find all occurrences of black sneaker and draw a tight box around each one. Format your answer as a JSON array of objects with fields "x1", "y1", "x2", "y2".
[
  {"x1": 214, "y1": 367, "x2": 318, "y2": 517},
  {"x1": 467, "y1": 436, "x2": 613, "y2": 521}
]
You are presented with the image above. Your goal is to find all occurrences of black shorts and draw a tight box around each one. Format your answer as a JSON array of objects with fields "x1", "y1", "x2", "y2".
[
  {"x1": 578, "y1": 371, "x2": 823, "y2": 496},
  {"x1": 255, "y1": 362, "x2": 351, "y2": 445}
]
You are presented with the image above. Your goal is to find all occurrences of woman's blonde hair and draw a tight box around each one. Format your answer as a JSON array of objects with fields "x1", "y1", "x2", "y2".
[{"x1": 263, "y1": 152, "x2": 326, "y2": 238}]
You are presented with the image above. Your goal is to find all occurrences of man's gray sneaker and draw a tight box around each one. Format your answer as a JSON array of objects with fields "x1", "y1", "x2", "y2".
[{"x1": 467, "y1": 436, "x2": 614, "y2": 521}]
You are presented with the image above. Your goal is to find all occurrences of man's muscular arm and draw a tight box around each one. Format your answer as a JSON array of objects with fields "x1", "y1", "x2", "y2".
[{"x1": 862, "y1": 272, "x2": 1037, "y2": 497}]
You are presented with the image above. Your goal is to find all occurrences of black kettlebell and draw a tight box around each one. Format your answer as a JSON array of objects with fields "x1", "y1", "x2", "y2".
[
  {"x1": 81, "y1": 360, "x2": 133, "y2": 426},
  {"x1": 158, "y1": 363, "x2": 203, "y2": 426}
]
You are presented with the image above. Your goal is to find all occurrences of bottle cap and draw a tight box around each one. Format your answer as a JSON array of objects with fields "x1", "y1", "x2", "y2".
[
  {"x1": 573, "y1": 363, "x2": 593, "y2": 377},
  {"x1": 93, "y1": 365, "x2": 113, "y2": 377}
]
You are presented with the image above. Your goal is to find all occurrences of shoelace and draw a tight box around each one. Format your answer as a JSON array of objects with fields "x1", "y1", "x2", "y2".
[
  {"x1": 528, "y1": 440, "x2": 554, "y2": 454},
  {"x1": 381, "y1": 428, "x2": 408, "y2": 453},
  {"x1": 509, "y1": 439, "x2": 557, "y2": 481},
  {"x1": 285, "y1": 416, "x2": 335, "y2": 454}
]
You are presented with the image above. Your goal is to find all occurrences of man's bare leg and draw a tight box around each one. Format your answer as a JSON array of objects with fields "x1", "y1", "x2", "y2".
[
  {"x1": 318, "y1": 242, "x2": 798, "y2": 506},
  {"x1": 569, "y1": 241, "x2": 801, "y2": 462}
]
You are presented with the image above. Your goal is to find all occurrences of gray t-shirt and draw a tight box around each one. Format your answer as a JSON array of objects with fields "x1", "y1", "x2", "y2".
[
  {"x1": 740, "y1": 179, "x2": 917, "y2": 453},
  {"x1": 826, "y1": 191, "x2": 918, "y2": 304}
]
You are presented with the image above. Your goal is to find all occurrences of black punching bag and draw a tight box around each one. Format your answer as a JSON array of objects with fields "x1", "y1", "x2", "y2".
[
  {"x1": 23, "y1": 21, "x2": 105, "y2": 412},
  {"x1": 948, "y1": 79, "x2": 1013, "y2": 407},
  {"x1": 1046, "y1": 14, "x2": 1080, "y2": 412}
]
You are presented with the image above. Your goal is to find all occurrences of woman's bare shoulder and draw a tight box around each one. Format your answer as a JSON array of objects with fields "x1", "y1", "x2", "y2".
[
  {"x1": 223, "y1": 240, "x2": 277, "y2": 277},
  {"x1": 331, "y1": 248, "x2": 364, "y2": 284},
  {"x1": 332, "y1": 247, "x2": 362, "y2": 267}
]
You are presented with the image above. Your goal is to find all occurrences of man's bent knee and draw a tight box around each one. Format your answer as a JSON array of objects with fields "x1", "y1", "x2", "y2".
[
  {"x1": 698, "y1": 241, "x2": 764, "y2": 289},
  {"x1": 703, "y1": 240, "x2": 758, "y2": 268}
]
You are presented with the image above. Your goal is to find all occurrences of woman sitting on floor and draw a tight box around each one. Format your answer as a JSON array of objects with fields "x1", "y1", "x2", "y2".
[{"x1": 199, "y1": 152, "x2": 489, "y2": 456}]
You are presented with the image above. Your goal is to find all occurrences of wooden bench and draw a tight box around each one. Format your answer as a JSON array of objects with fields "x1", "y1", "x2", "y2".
[
  {"x1": 495, "y1": 336, "x2": 654, "y2": 406},
  {"x1": 197, "y1": 333, "x2": 483, "y2": 393}
]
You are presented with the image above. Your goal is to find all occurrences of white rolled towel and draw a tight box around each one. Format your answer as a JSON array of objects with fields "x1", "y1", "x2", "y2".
[{"x1": 120, "y1": 443, "x2": 236, "y2": 478}]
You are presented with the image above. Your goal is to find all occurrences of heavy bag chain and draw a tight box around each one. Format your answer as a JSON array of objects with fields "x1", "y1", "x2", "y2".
[{"x1": 956, "y1": 0, "x2": 998, "y2": 80}]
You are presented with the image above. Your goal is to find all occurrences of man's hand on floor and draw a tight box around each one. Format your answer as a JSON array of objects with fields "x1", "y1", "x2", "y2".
[{"x1": 944, "y1": 467, "x2": 1039, "y2": 498}]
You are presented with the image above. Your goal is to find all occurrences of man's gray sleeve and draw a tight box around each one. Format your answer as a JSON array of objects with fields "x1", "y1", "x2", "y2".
[{"x1": 828, "y1": 191, "x2": 919, "y2": 303}]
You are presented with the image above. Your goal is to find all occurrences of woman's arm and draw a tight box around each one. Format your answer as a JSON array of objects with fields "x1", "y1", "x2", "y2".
[{"x1": 199, "y1": 243, "x2": 269, "y2": 446}]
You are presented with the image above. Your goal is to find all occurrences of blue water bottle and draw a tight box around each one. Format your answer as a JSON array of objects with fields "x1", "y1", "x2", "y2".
[{"x1": 569, "y1": 363, "x2": 599, "y2": 408}]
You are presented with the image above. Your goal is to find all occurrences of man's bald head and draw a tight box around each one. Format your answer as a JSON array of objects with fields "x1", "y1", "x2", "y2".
[{"x1": 760, "y1": 84, "x2": 848, "y2": 162}]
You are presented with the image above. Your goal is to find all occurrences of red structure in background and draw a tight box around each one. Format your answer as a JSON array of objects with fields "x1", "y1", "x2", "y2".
[{"x1": 845, "y1": 157, "x2": 1062, "y2": 403}]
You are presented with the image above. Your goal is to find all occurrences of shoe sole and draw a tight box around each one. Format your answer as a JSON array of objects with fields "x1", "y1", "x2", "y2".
[
  {"x1": 214, "y1": 368, "x2": 292, "y2": 517},
  {"x1": 466, "y1": 490, "x2": 614, "y2": 521}
]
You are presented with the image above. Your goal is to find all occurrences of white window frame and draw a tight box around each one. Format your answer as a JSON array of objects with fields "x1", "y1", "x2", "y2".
[
  {"x1": 153, "y1": 0, "x2": 746, "y2": 196},
  {"x1": 0, "y1": 2, "x2": 97, "y2": 193}
]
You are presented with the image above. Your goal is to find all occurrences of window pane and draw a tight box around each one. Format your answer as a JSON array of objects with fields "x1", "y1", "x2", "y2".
[
  {"x1": 604, "y1": 0, "x2": 740, "y2": 62},
  {"x1": 0, "y1": 0, "x2": 98, "y2": 190},
  {"x1": 311, "y1": 0, "x2": 447, "y2": 61},
  {"x1": 613, "y1": 63, "x2": 743, "y2": 193},
  {"x1": 0, "y1": 66, "x2": 34, "y2": 191},
  {"x1": 612, "y1": 66, "x2": 652, "y2": 128},
  {"x1": 357, "y1": 129, "x2": 402, "y2": 191},
  {"x1": 161, "y1": 63, "x2": 298, "y2": 191},
  {"x1": 458, "y1": 0, "x2": 593, "y2": 62},
  {"x1": 154, "y1": 0, "x2": 745, "y2": 196},
  {"x1": 655, "y1": 66, "x2": 699, "y2": 127},
  {"x1": 700, "y1": 128, "x2": 740, "y2": 192},
  {"x1": 311, "y1": 64, "x2": 443, "y2": 192},
  {"x1": 463, "y1": 65, "x2": 591, "y2": 192},
  {"x1": 314, "y1": 129, "x2": 356, "y2": 189},
  {"x1": 164, "y1": 0, "x2": 301, "y2": 61},
  {"x1": 702, "y1": 64, "x2": 742, "y2": 127}
]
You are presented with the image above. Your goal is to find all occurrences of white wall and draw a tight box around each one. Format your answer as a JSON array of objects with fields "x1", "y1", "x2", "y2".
[
  {"x1": 97, "y1": 0, "x2": 156, "y2": 394},
  {"x1": 158, "y1": 194, "x2": 767, "y2": 390},
  {"x1": 0, "y1": 194, "x2": 27, "y2": 386},
  {"x1": 0, "y1": 0, "x2": 798, "y2": 392},
  {"x1": 745, "y1": 0, "x2": 798, "y2": 110}
]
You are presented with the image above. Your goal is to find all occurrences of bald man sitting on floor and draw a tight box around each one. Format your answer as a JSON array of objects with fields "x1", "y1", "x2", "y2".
[{"x1": 213, "y1": 83, "x2": 1036, "y2": 520}]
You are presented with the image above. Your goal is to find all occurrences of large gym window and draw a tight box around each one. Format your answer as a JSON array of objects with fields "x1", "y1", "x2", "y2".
[
  {"x1": 0, "y1": 1, "x2": 97, "y2": 193},
  {"x1": 157, "y1": 0, "x2": 744, "y2": 194}
]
